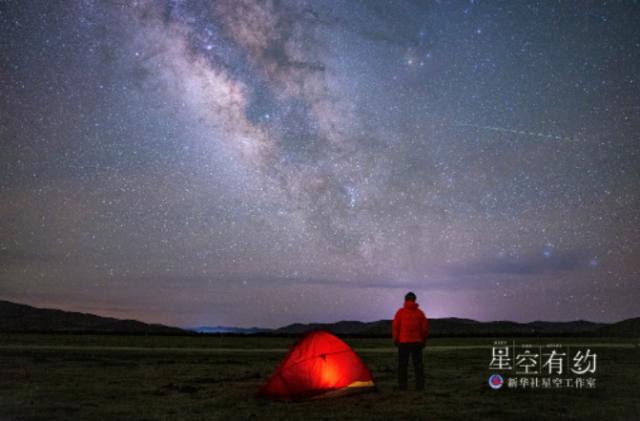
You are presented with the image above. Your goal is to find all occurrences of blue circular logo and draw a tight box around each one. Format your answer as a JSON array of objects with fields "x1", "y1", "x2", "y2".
[{"x1": 488, "y1": 374, "x2": 504, "y2": 390}]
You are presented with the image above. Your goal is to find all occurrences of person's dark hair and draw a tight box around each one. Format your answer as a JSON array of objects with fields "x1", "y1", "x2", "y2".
[{"x1": 405, "y1": 292, "x2": 416, "y2": 301}]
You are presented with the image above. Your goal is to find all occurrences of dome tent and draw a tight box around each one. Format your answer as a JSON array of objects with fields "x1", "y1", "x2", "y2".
[{"x1": 258, "y1": 330, "x2": 376, "y2": 400}]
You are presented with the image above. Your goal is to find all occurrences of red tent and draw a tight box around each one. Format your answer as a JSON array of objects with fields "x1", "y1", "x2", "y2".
[{"x1": 258, "y1": 330, "x2": 376, "y2": 400}]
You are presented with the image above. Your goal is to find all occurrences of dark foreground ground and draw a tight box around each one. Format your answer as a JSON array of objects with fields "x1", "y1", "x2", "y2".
[{"x1": 0, "y1": 334, "x2": 638, "y2": 420}]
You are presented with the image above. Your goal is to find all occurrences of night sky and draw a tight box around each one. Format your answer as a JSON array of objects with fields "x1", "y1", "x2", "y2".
[{"x1": 1, "y1": 1, "x2": 639, "y2": 328}]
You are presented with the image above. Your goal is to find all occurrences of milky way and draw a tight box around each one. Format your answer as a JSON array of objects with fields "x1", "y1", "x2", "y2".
[{"x1": 1, "y1": 1, "x2": 639, "y2": 327}]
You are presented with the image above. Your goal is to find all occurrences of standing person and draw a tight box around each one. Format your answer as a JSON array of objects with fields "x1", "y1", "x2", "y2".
[{"x1": 392, "y1": 291, "x2": 429, "y2": 391}]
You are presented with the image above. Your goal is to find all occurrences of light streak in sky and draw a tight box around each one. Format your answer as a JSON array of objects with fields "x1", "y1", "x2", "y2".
[{"x1": 454, "y1": 122, "x2": 578, "y2": 142}]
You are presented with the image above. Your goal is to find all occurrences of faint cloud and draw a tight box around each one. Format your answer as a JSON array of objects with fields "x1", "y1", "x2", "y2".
[
  {"x1": 448, "y1": 250, "x2": 591, "y2": 277},
  {"x1": 0, "y1": 249, "x2": 52, "y2": 265}
]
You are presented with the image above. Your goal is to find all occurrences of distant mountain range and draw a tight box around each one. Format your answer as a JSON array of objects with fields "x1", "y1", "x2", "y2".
[
  {"x1": 1, "y1": 300, "x2": 638, "y2": 336},
  {"x1": 270, "y1": 318, "x2": 639, "y2": 337},
  {"x1": 0, "y1": 300, "x2": 184, "y2": 334},
  {"x1": 190, "y1": 326, "x2": 269, "y2": 334}
]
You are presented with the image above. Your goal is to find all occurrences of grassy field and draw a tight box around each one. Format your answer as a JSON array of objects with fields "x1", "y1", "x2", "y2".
[{"x1": 0, "y1": 334, "x2": 638, "y2": 420}]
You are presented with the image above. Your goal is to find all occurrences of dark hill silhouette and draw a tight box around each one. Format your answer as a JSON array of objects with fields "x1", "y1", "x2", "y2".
[
  {"x1": 595, "y1": 317, "x2": 640, "y2": 337},
  {"x1": 0, "y1": 300, "x2": 184, "y2": 334},
  {"x1": 274, "y1": 317, "x2": 638, "y2": 337},
  {"x1": 2, "y1": 300, "x2": 637, "y2": 337}
]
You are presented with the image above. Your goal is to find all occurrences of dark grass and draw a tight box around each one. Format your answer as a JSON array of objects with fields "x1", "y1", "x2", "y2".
[{"x1": 0, "y1": 334, "x2": 638, "y2": 420}]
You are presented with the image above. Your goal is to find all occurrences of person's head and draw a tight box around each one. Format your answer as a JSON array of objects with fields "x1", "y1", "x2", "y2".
[{"x1": 404, "y1": 291, "x2": 416, "y2": 302}]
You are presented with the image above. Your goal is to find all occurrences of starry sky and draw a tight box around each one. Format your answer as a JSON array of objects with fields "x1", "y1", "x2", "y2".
[{"x1": 1, "y1": 1, "x2": 639, "y2": 328}]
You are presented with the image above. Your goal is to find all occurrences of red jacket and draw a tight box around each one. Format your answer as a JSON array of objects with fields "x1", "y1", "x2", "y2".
[{"x1": 393, "y1": 301, "x2": 429, "y2": 344}]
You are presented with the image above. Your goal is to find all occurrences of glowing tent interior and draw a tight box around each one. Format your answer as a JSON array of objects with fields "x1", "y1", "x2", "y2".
[{"x1": 258, "y1": 330, "x2": 376, "y2": 400}]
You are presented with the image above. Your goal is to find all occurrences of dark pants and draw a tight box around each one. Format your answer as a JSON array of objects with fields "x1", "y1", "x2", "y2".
[{"x1": 398, "y1": 342, "x2": 424, "y2": 390}]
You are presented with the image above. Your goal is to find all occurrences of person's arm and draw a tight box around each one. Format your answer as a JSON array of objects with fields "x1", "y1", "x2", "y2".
[
  {"x1": 392, "y1": 310, "x2": 401, "y2": 346},
  {"x1": 421, "y1": 312, "x2": 429, "y2": 347}
]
